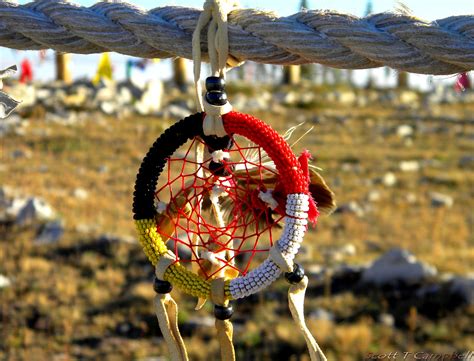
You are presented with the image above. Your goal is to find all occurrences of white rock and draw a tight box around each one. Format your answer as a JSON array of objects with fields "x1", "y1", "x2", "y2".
[
  {"x1": 35, "y1": 220, "x2": 64, "y2": 244},
  {"x1": 135, "y1": 80, "x2": 163, "y2": 115},
  {"x1": 341, "y1": 244, "x2": 356, "y2": 256},
  {"x1": 336, "y1": 90, "x2": 357, "y2": 106},
  {"x1": 398, "y1": 91, "x2": 419, "y2": 106},
  {"x1": 309, "y1": 308, "x2": 335, "y2": 321},
  {"x1": 15, "y1": 197, "x2": 55, "y2": 226},
  {"x1": 164, "y1": 105, "x2": 190, "y2": 120},
  {"x1": 335, "y1": 202, "x2": 365, "y2": 217},
  {"x1": 0, "y1": 274, "x2": 11, "y2": 288},
  {"x1": 283, "y1": 91, "x2": 298, "y2": 105},
  {"x1": 73, "y1": 188, "x2": 89, "y2": 200},
  {"x1": 187, "y1": 316, "x2": 215, "y2": 328},
  {"x1": 367, "y1": 190, "x2": 381, "y2": 202},
  {"x1": 382, "y1": 172, "x2": 397, "y2": 187},
  {"x1": 3, "y1": 196, "x2": 28, "y2": 222},
  {"x1": 100, "y1": 101, "x2": 117, "y2": 115},
  {"x1": 378, "y1": 313, "x2": 395, "y2": 327},
  {"x1": 95, "y1": 84, "x2": 116, "y2": 102},
  {"x1": 397, "y1": 124, "x2": 414, "y2": 138},
  {"x1": 361, "y1": 248, "x2": 437, "y2": 286},
  {"x1": 399, "y1": 160, "x2": 420, "y2": 172},
  {"x1": 405, "y1": 193, "x2": 417, "y2": 204},
  {"x1": 430, "y1": 192, "x2": 454, "y2": 208}
]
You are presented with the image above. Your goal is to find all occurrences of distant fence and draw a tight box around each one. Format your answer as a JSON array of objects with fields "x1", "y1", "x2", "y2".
[{"x1": 0, "y1": 1, "x2": 473, "y2": 75}]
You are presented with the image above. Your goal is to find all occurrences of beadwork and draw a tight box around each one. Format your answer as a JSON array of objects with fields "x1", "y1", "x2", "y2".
[{"x1": 133, "y1": 111, "x2": 315, "y2": 301}]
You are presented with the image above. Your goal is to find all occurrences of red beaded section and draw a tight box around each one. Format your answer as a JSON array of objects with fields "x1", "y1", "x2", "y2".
[{"x1": 222, "y1": 111, "x2": 309, "y2": 195}]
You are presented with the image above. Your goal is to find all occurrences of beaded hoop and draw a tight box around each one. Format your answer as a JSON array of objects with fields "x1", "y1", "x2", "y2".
[{"x1": 133, "y1": 111, "x2": 311, "y2": 300}]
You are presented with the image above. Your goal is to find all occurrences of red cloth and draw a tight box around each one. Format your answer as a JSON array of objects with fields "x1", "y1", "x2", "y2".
[
  {"x1": 454, "y1": 72, "x2": 471, "y2": 92},
  {"x1": 298, "y1": 150, "x2": 319, "y2": 226},
  {"x1": 20, "y1": 59, "x2": 33, "y2": 84}
]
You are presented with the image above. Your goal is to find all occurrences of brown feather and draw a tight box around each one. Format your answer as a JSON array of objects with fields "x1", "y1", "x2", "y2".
[{"x1": 309, "y1": 168, "x2": 337, "y2": 215}]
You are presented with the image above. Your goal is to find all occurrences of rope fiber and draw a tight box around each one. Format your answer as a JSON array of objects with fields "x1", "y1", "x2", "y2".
[{"x1": 0, "y1": 0, "x2": 473, "y2": 74}]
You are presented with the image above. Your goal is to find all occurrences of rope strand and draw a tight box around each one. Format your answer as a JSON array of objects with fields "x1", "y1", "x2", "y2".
[{"x1": 0, "y1": 1, "x2": 473, "y2": 74}]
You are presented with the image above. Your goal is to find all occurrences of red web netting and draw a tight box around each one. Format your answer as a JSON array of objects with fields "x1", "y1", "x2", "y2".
[{"x1": 154, "y1": 136, "x2": 285, "y2": 281}]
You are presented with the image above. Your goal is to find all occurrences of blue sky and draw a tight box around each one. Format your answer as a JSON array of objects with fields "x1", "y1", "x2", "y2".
[{"x1": 1, "y1": 0, "x2": 472, "y2": 88}]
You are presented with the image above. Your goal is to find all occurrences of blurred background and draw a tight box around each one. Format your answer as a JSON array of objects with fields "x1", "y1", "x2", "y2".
[{"x1": 0, "y1": 0, "x2": 473, "y2": 360}]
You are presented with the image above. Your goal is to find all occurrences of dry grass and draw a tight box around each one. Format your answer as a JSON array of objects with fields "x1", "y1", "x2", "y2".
[{"x1": 1, "y1": 94, "x2": 473, "y2": 360}]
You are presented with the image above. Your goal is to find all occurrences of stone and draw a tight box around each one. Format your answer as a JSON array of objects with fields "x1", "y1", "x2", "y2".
[
  {"x1": 382, "y1": 172, "x2": 397, "y2": 187},
  {"x1": 397, "y1": 124, "x2": 414, "y2": 138},
  {"x1": 0, "y1": 114, "x2": 24, "y2": 137},
  {"x1": 430, "y1": 192, "x2": 454, "y2": 208},
  {"x1": 449, "y1": 276, "x2": 474, "y2": 306},
  {"x1": 361, "y1": 248, "x2": 437, "y2": 286},
  {"x1": 10, "y1": 149, "x2": 32, "y2": 159},
  {"x1": 186, "y1": 316, "x2": 215, "y2": 328},
  {"x1": 335, "y1": 90, "x2": 357, "y2": 106},
  {"x1": 399, "y1": 160, "x2": 420, "y2": 172},
  {"x1": 73, "y1": 188, "x2": 89, "y2": 200},
  {"x1": 398, "y1": 91, "x2": 419, "y2": 107},
  {"x1": 283, "y1": 91, "x2": 298, "y2": 105},
  {"x1": 98, "y1": 165, "x2": 109, "y2": 174},
  {"x1": 322, "y1": 244, "x2": 357, "y2": 263},
  {"x1": 378, "y1": 313, "x2": 395, "y2": 327},
  {"x1": 100, "y1": 101, "x2": 117, "y2": 115},
  {"x1": 163, "y1": 105, "x2": 191, "y2": 120},
  {"x1": 367, "y1": 190, "x2": 381, "y2": 202},
  {"x1": 335, "y1": 202, "x2": 365, "y2": 217},
  {"x1": 135, "y1": 80, "x2": 163, "y2": 115},
  {"x1": 2, "y1": 196, "x2": 28, "y2": 222},
  {"x1": 15, "y1": 197, "x2": 55, "y2": 226},
  {"x1": 405, "y1": 193, "x2": 417, "y2": 204},
  {"x1": 35, "y1": 220, "x2": 64, "y2": 244},
  {"x1": 0, "y1": 274, "x2": 11, "y2": 288},
  {"x1": 309, "y1": 308, "x2": 335, "y2": 321},
  {"x1": 459, "y1": 155, "x2": 474, "y2": 169}
]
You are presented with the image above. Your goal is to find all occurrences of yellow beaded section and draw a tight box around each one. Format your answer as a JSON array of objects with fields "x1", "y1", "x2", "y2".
[{"x1": 135, "y1": 218, "x2": 234, "y2": 300}]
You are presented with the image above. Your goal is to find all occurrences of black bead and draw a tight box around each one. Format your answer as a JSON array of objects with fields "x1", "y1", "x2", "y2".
[
  {"x1": 205, "y1": 76, "x2": 226, "y2": 92},
  {"x1": 209, "y1": 161, "x2": 229, "y2": 176},
  {"x1": 214, "y1": 304, "x2": 233, "y2": 320},
  {"x1": 205, "y1": 91, "x2": 228, "y2": 106},
  {"x1": 153, "y1": 277, "x2": 173, "y2": 294},
  {"x1": 284, "y1": 263, "x2": 305, "y2": 284}
]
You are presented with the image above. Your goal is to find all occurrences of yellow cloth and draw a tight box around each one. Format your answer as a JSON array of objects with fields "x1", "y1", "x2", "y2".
[{"x1": 92, "y1": 53, "x2": 113, "y2": 85}]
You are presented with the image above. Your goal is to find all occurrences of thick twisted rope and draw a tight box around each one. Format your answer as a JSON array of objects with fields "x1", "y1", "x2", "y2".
[{"x1": 0, "y1": 0, "x2": 473, "y2": 74}]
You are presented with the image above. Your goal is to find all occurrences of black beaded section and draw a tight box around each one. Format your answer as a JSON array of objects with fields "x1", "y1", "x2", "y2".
[
  {"x1": 214, "y1": 304, "x2": 234, "y2": 320},
  {"x1": 284, "y1": 263, "x2": 305, "y2": 284},
  {"x1": 205, "y1": 76, "x2": 225, "y2": 92},
  {"x1": 153, "y1": 277, "x2": 173, "y2": 294},
  {"x1": 133, "y1": 113, "x2": 205, "y2": 220}
]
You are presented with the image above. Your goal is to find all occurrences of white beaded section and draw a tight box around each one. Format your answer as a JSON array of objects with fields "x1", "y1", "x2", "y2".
[
  {"x1": 286, "y1": 210, "x2": 308, "y2": 219},
  {"x1": 229, "y1": 259, "x2": 281, "y2": 298},
  {"x1": 230, "y1": 193, "x2": 309, "y2": 299}
]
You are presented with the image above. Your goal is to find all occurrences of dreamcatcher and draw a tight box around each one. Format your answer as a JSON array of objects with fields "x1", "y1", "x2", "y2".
[{"x1": 133, "y1": 1, "x2": 334, "y2": 360}]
